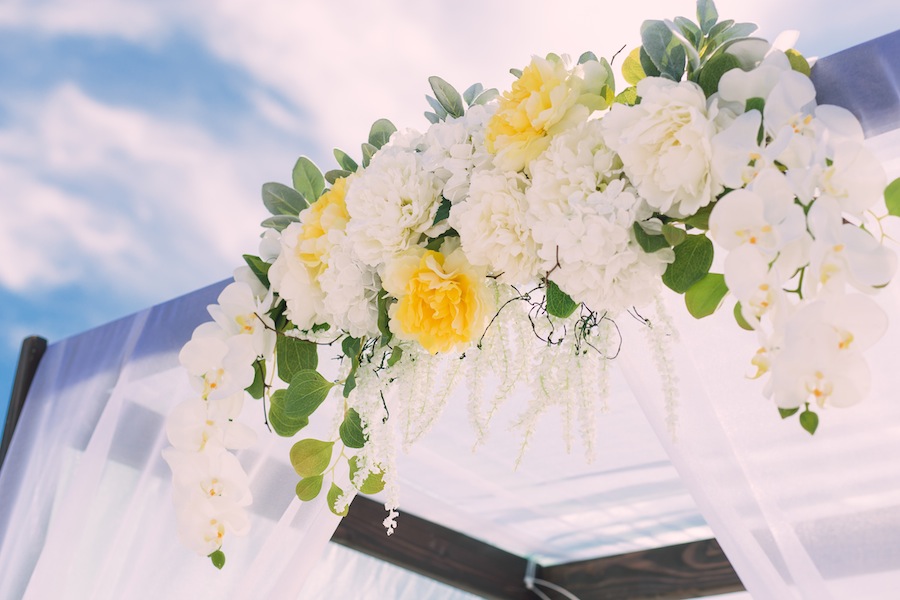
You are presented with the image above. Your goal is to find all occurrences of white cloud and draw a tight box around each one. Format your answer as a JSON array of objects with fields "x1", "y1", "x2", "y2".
[
  {"x1": 0, "y1": 84, "x2": 273, "y2": 298},
  {"x1": 0, "y1": 0, "x2": 169, "y2": 41}
]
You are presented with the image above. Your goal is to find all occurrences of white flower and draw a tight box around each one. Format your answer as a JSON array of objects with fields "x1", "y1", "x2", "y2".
[
  {"x1": 345, "y1": 145, "x2": 444, "y2": 269},
  {"x1": 163, "y1": 447, "x2": 253, "y2": 507},
  {"x1": 449, "y1": 169, "x2": 540, "y2": 284},
  {"x1": 526, "y1": 121, "x2": 669, "y2": 313},
  {"x1": 602, "y1": 77, "x2": 721, "y2": 218},
  {"x1": 816, "y1": 140, "x2": 887, "y2": 216},
  {"x1": 421, "y1": 104, "x2": 496, "y2": 203},
  {"x1": 165, "y1": 395, "x2": 256, "y2": 452},
  {"x1": 169, "y1": 492, "x2": 251, "y2": 556},
  {"x1": 318, "y1": 233, "x2": 381, "y2": 338},
  {"x1": 179, "y1": 322, "x2": 256, "y2": 400},
  {"x1": 268, "y1": 222, "x2": 327, "y2": 331},
  {"x1": 208, "y1": 281, "x2": 276, "y2": 358}
]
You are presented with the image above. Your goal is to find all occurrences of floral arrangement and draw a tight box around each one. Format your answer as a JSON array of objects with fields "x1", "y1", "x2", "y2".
[{"x1": 162, "y1": 0, "x2": 900, "y2": 567}]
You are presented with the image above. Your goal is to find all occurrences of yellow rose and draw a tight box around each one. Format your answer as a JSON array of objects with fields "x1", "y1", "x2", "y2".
[
  {"x1": 485, "y1": 56, "x2": 588, "y2": 173},
  {"x1": 382, "y1": 242, "x2": 494, "y2": 354},
  {"x1": 296, "y1": 177, "x2": 350, "y2": 275}
]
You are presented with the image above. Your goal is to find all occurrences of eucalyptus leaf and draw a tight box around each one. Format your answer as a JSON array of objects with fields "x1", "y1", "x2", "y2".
[
  {"x1": 284, "y1": 370, "x2": 334, "y2": 419},
  {"x1": 641, "y1": 19, "x2": 673, "y2": 73},
  {"x1": 510, "y1": 68, "x2": 523, "y2": 78},
  {"x1": 472, "y1": 88, "x2": 499, "y2": 106},
  {"x1": 276, "y1": 335, "x2": 318, "y2": 384},
  {"x1": 545, "y1": 280, "x2": 578, "y2": 318},
  {"x1": 706, "y1": 19, "x2": 735, "y2": 44},
  {"x1": 639, "y1": 46, "x2": 661, "y2": 78},
  {"x1": 463, "y1": 82, "x2": 483, "y2": 106},
  {"x1": 339, "y1": 408, "x2": 366, "y2": 449},
  {"x1": 289, "y1": 439, "x2": 334, "y2": 478},
  {"x1": 333, "y1": 148, "x2": 358, "y2": 172},
  {"x1": 291, "y1": 157, "x2": 325, "y2": 203},
  {"x1": 697, "y1": 0, "x2": 719, "y2": 34},
  {"x1": 261, "y1": 182, "x2": 308, "y2": 216},
  {"x1": 268, "y1": 389, "x2": 309, "y2": 437},
  {"x1": 295, "y1": 475, "x2": 324, "y2": 501},
  {"x1": 327, "y1": 482, "x2": 350, "y2": 517},
  {"x1": 664, "y1": 19, "x2": 701, "y2": 72},
  {"x1": 428, "y1": 76, "x2": 464, "y2": 119},
  {"x1": 325, "y1": 169, "x2": 351, "y2": 185},
  {"x1": 243, "y1": 254, "x2": 271, "y2": 288},
  {"x1": 578, "y1": 50, "x2": 599, "y2": 64},
  {"x1": 260, "y1": 215, "x2": 299, "y2": 232},
  {"x1": 425, "y1": 94, "x2": 448, "y2": 119},
  {"x1": 424, "y1": 111, "x2": 440, "y2": 124},
  {"x1": 885, "y1": 177, "x2": 900, "y2": 217},
  {"x1": 361, "y1": 142, "x2": 377, "y2": 168},
  {"x1": 368, "y1": 118, "x2": 397, "y2": 150},
  {"x1": 674, "y1": 16, "x2": 701, "y2": 47},
  {"x1": 685, "y1": 273, "x2": 728, "y2": 318},
  {"x1": 662, "y1": 234, "x2": 714, "y2": 293}
]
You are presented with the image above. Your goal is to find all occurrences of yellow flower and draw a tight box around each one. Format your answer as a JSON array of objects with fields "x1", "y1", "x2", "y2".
[
  {"x1": 382, "y1": 242, "x2": 494, "y2": 354},
  {"x1": 296, "y1": 177, "x2": 350, "y2": 275},
  {"x1": 485, "y1": 56, "x2": 588, "y2": 172}
]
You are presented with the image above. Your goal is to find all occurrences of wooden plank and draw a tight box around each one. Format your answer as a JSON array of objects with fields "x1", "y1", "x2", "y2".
[
  {"x1": 539, "y1": 538, "x2": 744, "y2": 600},
  {"x1": 332, "y1": 495, "x2": 534, "y2": 600},
  {"x1": 0, "y1": 336, "x2": 47, "y2": 472}
]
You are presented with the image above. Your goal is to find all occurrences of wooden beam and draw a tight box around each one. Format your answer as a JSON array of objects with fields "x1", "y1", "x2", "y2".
[
  {"x1": 539, "y1": 538, "x2": 744, "y2": 600},
  {"x1": 333, "y1": 495, "x2": 534, "y2": 600},
  {"x1": 0, "y1": 336, "x2": 47, "y2": 472}
]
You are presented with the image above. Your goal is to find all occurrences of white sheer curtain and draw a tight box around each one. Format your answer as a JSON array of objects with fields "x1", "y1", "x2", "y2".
[{"x1": 617, "y1": 127, "x2": 900, "y2": 599}]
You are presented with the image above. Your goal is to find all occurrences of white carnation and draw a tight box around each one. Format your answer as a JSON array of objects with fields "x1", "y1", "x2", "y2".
[
  {"x1": 345, "y1": 145, "x2": 444, "y2": 268},
  {"x1": 602, "y1": 77, "x2": 722, "y2": 218},
  {"x1": 421, "y1": 104, "x2": 497, "y2": 203},
  {"x1": 319, "y1": 234, "x2": 381, "y2": 338},
  {"x1": 449, "y1": 169, "x2": 539, "y2": 284},
  {"x1": 527, "y1": 121, "x2": 669, "y2": 313}
]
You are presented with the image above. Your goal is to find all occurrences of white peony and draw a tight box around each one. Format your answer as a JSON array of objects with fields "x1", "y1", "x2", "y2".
[
  {"x1": 345, "y1": 145, "x2": 444, "y2": 269},
  {"x1": 602, "y1": 77, "x2": 721, "y2": 218},
  {"x1": 449, "y1": 169, "x2": 540, "y2": 284},
  {"x1": 526, "y1": 121, "x2": 670, "y2": 313}
]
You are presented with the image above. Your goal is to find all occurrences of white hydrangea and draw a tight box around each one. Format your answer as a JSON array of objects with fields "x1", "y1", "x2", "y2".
[
  {"x1": 526, "y1": 121, "x2": 670, "y2": 313},
  {"x1": 449, "y1": 169, "x2": 540, "y2": 284},
  {"x1": 319, "y1": 233, "x2": 381, "y2": 338},
  {"x1": 345, "y1": 145, "x2": 444, "y2": 269},
  {"x1": 421, "y1": 104, "x2": 497, "y2": 203},
  {"x1": 602, "y1": 77, "x2": 722, "y2": 218}
]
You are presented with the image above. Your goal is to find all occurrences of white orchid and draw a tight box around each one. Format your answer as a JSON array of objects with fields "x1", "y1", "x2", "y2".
[
  {"x1": 165, "y1": 395, "x2": 256, "y2": 453},
  {"x1": 179, "y1": 322, "x2": 256, "y2": 400},
  {"x1": 208, "y1": 280, "x2": 276, "y2": 358}
]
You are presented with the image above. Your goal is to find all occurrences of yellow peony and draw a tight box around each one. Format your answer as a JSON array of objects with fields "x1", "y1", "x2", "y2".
[
  {"x1": 485, "y1": 56, "x2": 589, "y2": 173},
  {"x1": 382, "y1": 241, "x2": 494, "y2": 354},
  {"x1": 295, "y1": 177, "x2": 350, "y2": 275}
]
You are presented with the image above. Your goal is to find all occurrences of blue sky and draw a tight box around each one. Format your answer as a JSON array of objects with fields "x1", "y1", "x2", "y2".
[{"x1": 1, "y1": 0, "x2": 898, "y2": 433}]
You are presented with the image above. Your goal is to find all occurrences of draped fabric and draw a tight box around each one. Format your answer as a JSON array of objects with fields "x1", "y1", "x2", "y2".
[{"x1": 2, "y1": 34, "x2": 900, "y2": 600}]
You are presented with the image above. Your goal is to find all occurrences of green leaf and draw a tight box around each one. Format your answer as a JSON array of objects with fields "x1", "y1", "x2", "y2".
[
  {"x1": 268, "y1": 389, "x2": 309, "y2": 437},
  {"x1": 633, "y1": 222, "x2": 671, "y2": 253},
  {"x1": 295, "y1": 475, "x2": 324, "y2": 501},
  {"x1": 333, "y1": 148, "x2": 358, "y2": 172},
  {"x1": 424, "y1": 111, "x2": 440, "y2": 125},
  {"x1": 785, "y1": 48, "x2": 811, "y2": 77},
  {"x1": 614, "y1": 86, "x2": 638, "y2": 106},
  {"x1": 661, "y1": 223, "x2": 687, "y2": 246},
  {"x1": 339, "y1": 408, "x2": 366, "y2": 449},
  {"x1": 682, "y1": 203, "x2": 715, "y2": 230},
  {"x1": 884, "y1": 177, "x2": 900, "y2": 217},
  {"x1": 424, "y1": 228, "x2": 458, "y2": 251},
  {"x1": 341, "y1": 336, "x2": 362, "y2": 398},
  {"x1": 684, "y1": 273, "x2": 728, "y2": 318},
  {"x1": 639, "y1": 47, "x2": 661, "y2": 78},
  {"x1": 242, "y1": 254, "x2": 271, "y2": 288},
  {"x1": 368, "y1": 118, "x2": 397, "y2": 150},
  {"x1": 428, "y1": 76, "x2": 464, "y2": 119},
  {"x1": 622, "y1": 47, "x2": 646, "y2": 85},
  {"x1": 387, "y1": 345, "x2": 403, "y2": 367},
  {"x1": 325, "y1": 169, "x2": 351, "y2": 185},
  {"x1": 509, "y1": 67, "x2": 523, "y2": 78},
  {"x1": 209, "y1": 550, "x2": 226, "y2": 570},
  {"x1": 292, "y1": 157, "x2": 325, "y2": 203},
  {"x1": 260, "y1": 215, "x2": 299, "y2": 232},
  {"x1": 779, "y1": 407, "x2": 800, "y2": 419},
  {"x1": 706, "y1": 19, "x2": 735, "y2": 44},
  {"x1": 426, "y1": 94, "x2": 448, "y2": 119},
  {"x1": 276, "y1": 335, "x2": 318, "y2": 384},
  {"x1": 462, "y1": 82, "x2": 483, "y2": 106},
  {"x1": 641, "y1": 20, "x2": 673, "y2": 74},
  {"x1": 698, "y1": 51, "x2": 741, "y2": 97},
  {"x1": 361, "y1": 142, "x2": 377, "y2": 168},
  {"x1": 261, "y1": 182, "x2": 308, "y2": 216},
  {"x1": 289, "y1": 439, "x2": 334, "y2": 477},
  {"x1": 745, "y1": 97, "x2": 765, "y2": 114},
  {"x1": 697, "y1": 0, "x2": 719, "y2": 34},
  {"x1": 578, "y1": 50, "x2": 598, "y2": 64},
  {"x1": 799, "y1": 409, "x2": 819, "y2": 435},
  {"x1": 674, "y1": 16, "x2": 701, "y2": 47},
  {"x1": 471, "y1": 88, "x2": 499, "y2": 106},
  {"x1": 433, "y1": 197, "x2": 451, "y2": 225},
  {"x1": 245, "y1": 359, "x2": 266, "y2": 399},
  {"x1": 733, "y1": 302, "x2": 754, "y2": 331},
  {"x1": 662, "y1": 234, "x2": 714, "y2": 293},
  {"x1": 327, "y1": 482, "x2": 349, "y2": 517},
  {"x1": 349, "y1": 456, "x2": 385, "y2": 494},
  {"x1": 284, "y1": 370, "x2": 334, "y2": 419},
  {"x1": 545, "y1": 280, "x2": 578, "y2": 318},
  {"x1": 377, "y1": 290, "x2": 393, "y2": 346}
]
